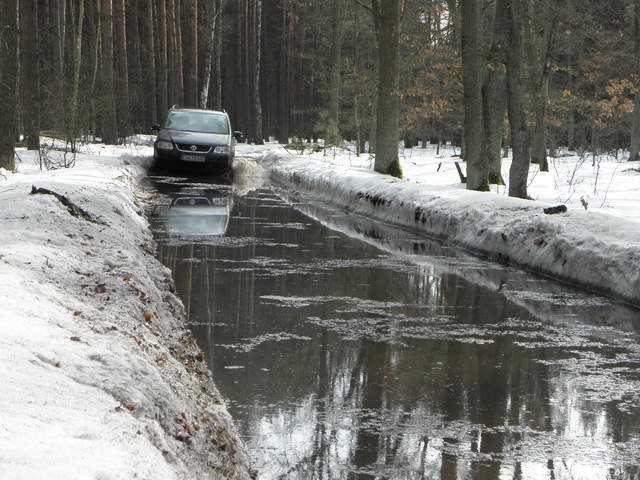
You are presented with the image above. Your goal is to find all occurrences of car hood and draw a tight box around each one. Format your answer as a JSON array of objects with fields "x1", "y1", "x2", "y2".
[{"x1": 162, "y1": 129, "x2": 230, "y2": 144}]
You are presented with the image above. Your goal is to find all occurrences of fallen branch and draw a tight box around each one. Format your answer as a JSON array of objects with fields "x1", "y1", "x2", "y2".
[
  {"x1": 454, "y1": 161, "x2": 467, "y2": 183},
  {"x1": 30, "y1": 186, "x2": 106, "y2": 225}
]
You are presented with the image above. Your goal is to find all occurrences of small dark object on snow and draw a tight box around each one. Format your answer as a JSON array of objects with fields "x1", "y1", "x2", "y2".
[{"x1": 543, "y1": 205, "x2": 567, "y2": 215}]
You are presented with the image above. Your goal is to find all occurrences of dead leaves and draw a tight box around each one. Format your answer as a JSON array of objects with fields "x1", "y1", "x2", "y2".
[{"x1": 174, "y1": 412, "x2": 202, "y2": 443}]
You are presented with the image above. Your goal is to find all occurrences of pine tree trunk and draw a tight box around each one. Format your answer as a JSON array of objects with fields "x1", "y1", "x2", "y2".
[
  {"x1": 531, "y1": 74, "x2": 550, "y2": 171},
  {"x1": 101, "y1": 0, "x2": 118, "y2": 144},
  {"x1": 20, "y1": 0, "x2": 40, "y2": 150},
  {"x1": 530, "y1": 4, "x2": 555, "y2": 172},
  {"x1": 70, "y1": 0, "x2": 85, "y2": 140},
  {"x1": 372, "y1": 0, "x2": 401, "y2": 178},
  {"x1": 630, "y1": 0, "x2": 640, "y2": 161},
  {"x1": 114, "y1": 0, "x2": 131, "y2": 138},
  {"x1": 184, "y1": 0, "x2": 198, "y2": 107},
  {"x1": 253, "y1": 0, "x2": 264, "y2": 144},
  {"x1": 167, "y1": 0, "x2": 179, "y2": 105},
  {"x1": 484, "y1": 71, "x2": 507, "y2": 185},
  {"x1": 167, "y1": 0, "x2": 176, "y2": 105},
  {"x1": 484, "y1": 0, "x2": 509, "y2": 185},
  {"x1": 507, "y1": 0, "x2": 530, "y2": 199},
  {"x1": 158, "y1": 0, "x2": 169, "y2": 116},
  {"x1": 200, "y1": 0, "x2": 225, "y2": 108},
  {"x1": 277, "y1": 2, "x2": 292, "y2": 144},
  {"x1": 461, "y1": 0, "x2": 488, "y2": 190},
  {"x1": 87, "y1": 0, "x2": 101, "y2": 136},
  {"x1": 242, "y1": 0, "x2": 252, "y2": 136},
  {"x1": 140, "y1": 0, "x2": 158, "y2": 123},
  {"x1": 128, "y1": 1, "x2": 144, "y2": 129},
  {"x1": 327, "y1": 0, "x2": 347, "y2": 145},
  {"x1": 213, "y1": 7, "x2": 223, "y2": 109},
  {"x1": 51, "y1": 0, "x2": 66, "y2": 133},
  {"x1": 0, "y1": 0, "x2": 18, "y2": 170},
  {"x1": 145, "y1": 0, "x2": 158, "y2": 122}
]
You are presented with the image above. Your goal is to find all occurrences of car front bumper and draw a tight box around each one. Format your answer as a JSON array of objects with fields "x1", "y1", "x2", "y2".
[{"x1": 153, "y1": 148, "x2": 233, "y2": 170}]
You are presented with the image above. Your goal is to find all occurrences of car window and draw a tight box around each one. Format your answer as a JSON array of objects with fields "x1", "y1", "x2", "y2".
[{"x1": 164, "y1": 111, "x2": 229, "y2": 134}]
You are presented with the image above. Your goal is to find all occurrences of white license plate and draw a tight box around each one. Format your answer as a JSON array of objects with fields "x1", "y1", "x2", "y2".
[{"x1": 181, "y1": 154, "x2": 205, "y2": 163}]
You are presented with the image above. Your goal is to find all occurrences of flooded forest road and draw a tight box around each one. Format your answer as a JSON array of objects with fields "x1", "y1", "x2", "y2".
[{"x1": 146, "y1": 169, "x2": 640, "y2": 480}]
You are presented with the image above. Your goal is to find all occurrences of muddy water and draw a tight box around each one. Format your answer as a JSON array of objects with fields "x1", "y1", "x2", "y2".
[{"x1": 148, "y1": 175, "x2": 640, "y2": 480}]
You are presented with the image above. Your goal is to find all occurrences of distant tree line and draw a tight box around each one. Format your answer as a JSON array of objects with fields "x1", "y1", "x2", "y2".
[{"x1": 1, "y1": 0, "x2": 639, "y2": 195}]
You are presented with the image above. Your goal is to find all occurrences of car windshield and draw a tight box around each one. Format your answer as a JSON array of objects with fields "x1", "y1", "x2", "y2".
[{"x1": 163, "y1": 111, "x2": 229, "y2": 134}]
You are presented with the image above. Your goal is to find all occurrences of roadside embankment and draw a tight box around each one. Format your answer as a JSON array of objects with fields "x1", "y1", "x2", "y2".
[
  {"x1": 0, "y1": 149, "x2": 254, "y2": 479},
  {"x1": 270, "y1": 158, "x2": 640, "y2": 307}
]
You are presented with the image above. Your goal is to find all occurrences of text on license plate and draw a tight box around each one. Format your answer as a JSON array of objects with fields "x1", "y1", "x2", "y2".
[{"x1": 181, "y1": 154, "x2": 205, "y2": 163}]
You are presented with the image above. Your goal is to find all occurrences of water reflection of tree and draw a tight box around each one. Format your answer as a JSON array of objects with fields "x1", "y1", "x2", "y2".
[{"x1": 153, "y1": 189, "x2": 640, "y2": 479}]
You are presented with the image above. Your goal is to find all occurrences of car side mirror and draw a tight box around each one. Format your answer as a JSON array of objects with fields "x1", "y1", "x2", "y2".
[
  {"x1": 233, "y1": 131, "x2": 243, "y2": 139},
  {"x1": 152, "y1": 124, "x2": 161, "y2": 132}
]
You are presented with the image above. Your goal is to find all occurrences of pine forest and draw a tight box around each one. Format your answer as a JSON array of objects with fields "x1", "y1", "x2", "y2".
[{"x1": 1, "y1": 0, "x2": 639, "y2": 193}]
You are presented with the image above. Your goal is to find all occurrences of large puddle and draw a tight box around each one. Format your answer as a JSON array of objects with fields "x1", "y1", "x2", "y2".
[{"x1": 147, "y1": 172, "x2": 640, "y2": 479}]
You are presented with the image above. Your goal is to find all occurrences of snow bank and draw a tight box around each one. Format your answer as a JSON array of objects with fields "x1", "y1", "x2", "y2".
[
  {"x1": 0, "y1": 148, "x2": 254, "y2": 479},
  {"x1": 267, "y1": 151, "x2": 640, "y2": 307}
]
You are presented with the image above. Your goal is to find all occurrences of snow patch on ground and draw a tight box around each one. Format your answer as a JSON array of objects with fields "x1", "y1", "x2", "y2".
[
  {"x1": 1, "y1": 147, "x2": 254, "y2": 479},
  {"x1": 255, "y1": 144, "x2": 640, "y2": 306}
]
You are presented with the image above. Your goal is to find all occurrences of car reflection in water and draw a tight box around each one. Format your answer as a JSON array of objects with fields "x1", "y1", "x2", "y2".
[
  {"x1": 150, "y1": 183, "x2": 233, "y2": 324},
  {"x1": 164, "y1": 194, "x2": 232, "y2": 237}
]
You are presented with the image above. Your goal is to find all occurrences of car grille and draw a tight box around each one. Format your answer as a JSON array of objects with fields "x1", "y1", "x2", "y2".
[{"x1": 175, "y1": 143, "x2": 212, "y2": 153}]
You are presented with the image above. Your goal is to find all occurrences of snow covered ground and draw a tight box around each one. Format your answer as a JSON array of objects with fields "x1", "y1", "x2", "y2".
[
  {"x1": 0, "y1": 143, "x2": 254, "y2": 480},
  {"x1": 247, "y1": 142, "x2": 640, "y2": 307},
  {"x1": 1, "y1": 137, "x2": 639, "y2": 479}
]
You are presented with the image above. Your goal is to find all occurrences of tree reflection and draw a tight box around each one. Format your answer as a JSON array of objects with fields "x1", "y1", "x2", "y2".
[{"x1": 149, "y1": 184, "x2": 640, "y2": 479}]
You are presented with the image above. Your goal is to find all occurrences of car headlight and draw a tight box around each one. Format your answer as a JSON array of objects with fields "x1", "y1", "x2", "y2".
[
  {"x1": 156, "y1": 140, "x2": 173, "y2": 150},
  {"x1": 214, "y1": 146, "x2": 229, "y2": 154}
]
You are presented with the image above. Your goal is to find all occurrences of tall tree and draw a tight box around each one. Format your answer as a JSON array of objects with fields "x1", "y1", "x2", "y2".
[
  {"x1": 630, "y1": 0, "x2": 640, "y2": 161},
  {"x1": 19, "y1": 0, "x2": 40, "y2": 150},
  {"x1": 252, "y1": 0, "x2": 264, "y2": 144},
  {"x1": 114, "y1": 0, "x2": 131, "y2": 138},
  {"x1": 143, "y1": 0, "x2": 158, "y2": 123},
  {"x1": 184, "y1": 0, "x2": 198, "y2": 107},
  {"x1": 483, "y1": 0, "x2": 509, "y2": 185},
  {"x1": 126, "y1": 1, "x2": 144, "y2": 129},
  {"x1": 100, "y1": 0, "x2": 118, "y2": 144},
  {"x1": 157, "y1": 0, "x2": 169, "y2": 119},
  {"x1": 50, "y1": 0, "x2": 66, "y2": 133},
  {"x1": 0, "y1": 0, "x2": 18, "y2": 170},
  {"x1": 461, "y1": 0, "x2": 488, "y2": 190},
  {"x1": 529, "y1": 0, "x2": 557, "y2": 172},
  {"x1": 212, "y1": 1, "x2": 225, "y2": 109},
  {"x1": 325, "y1": 0, "x2": 348, "y2": 145},
  {"x1": 167, "y1": 0, "x2": 184, "y2": 106},
  {"x1": 276, "y1": 0, "x2": 293, "y2": 144},
  {"x1": 371, "y1": 0, "x2": 403, "y2": 178},
  {"x1": 507, "y1": 0, "x2": 531, "y2": 198},
  {"x1": 199, "y1": 0, "x2": 228, "y2": 108},
  {"x1": 69, "y1": 0, "x2": 85, "y2": 140}
]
